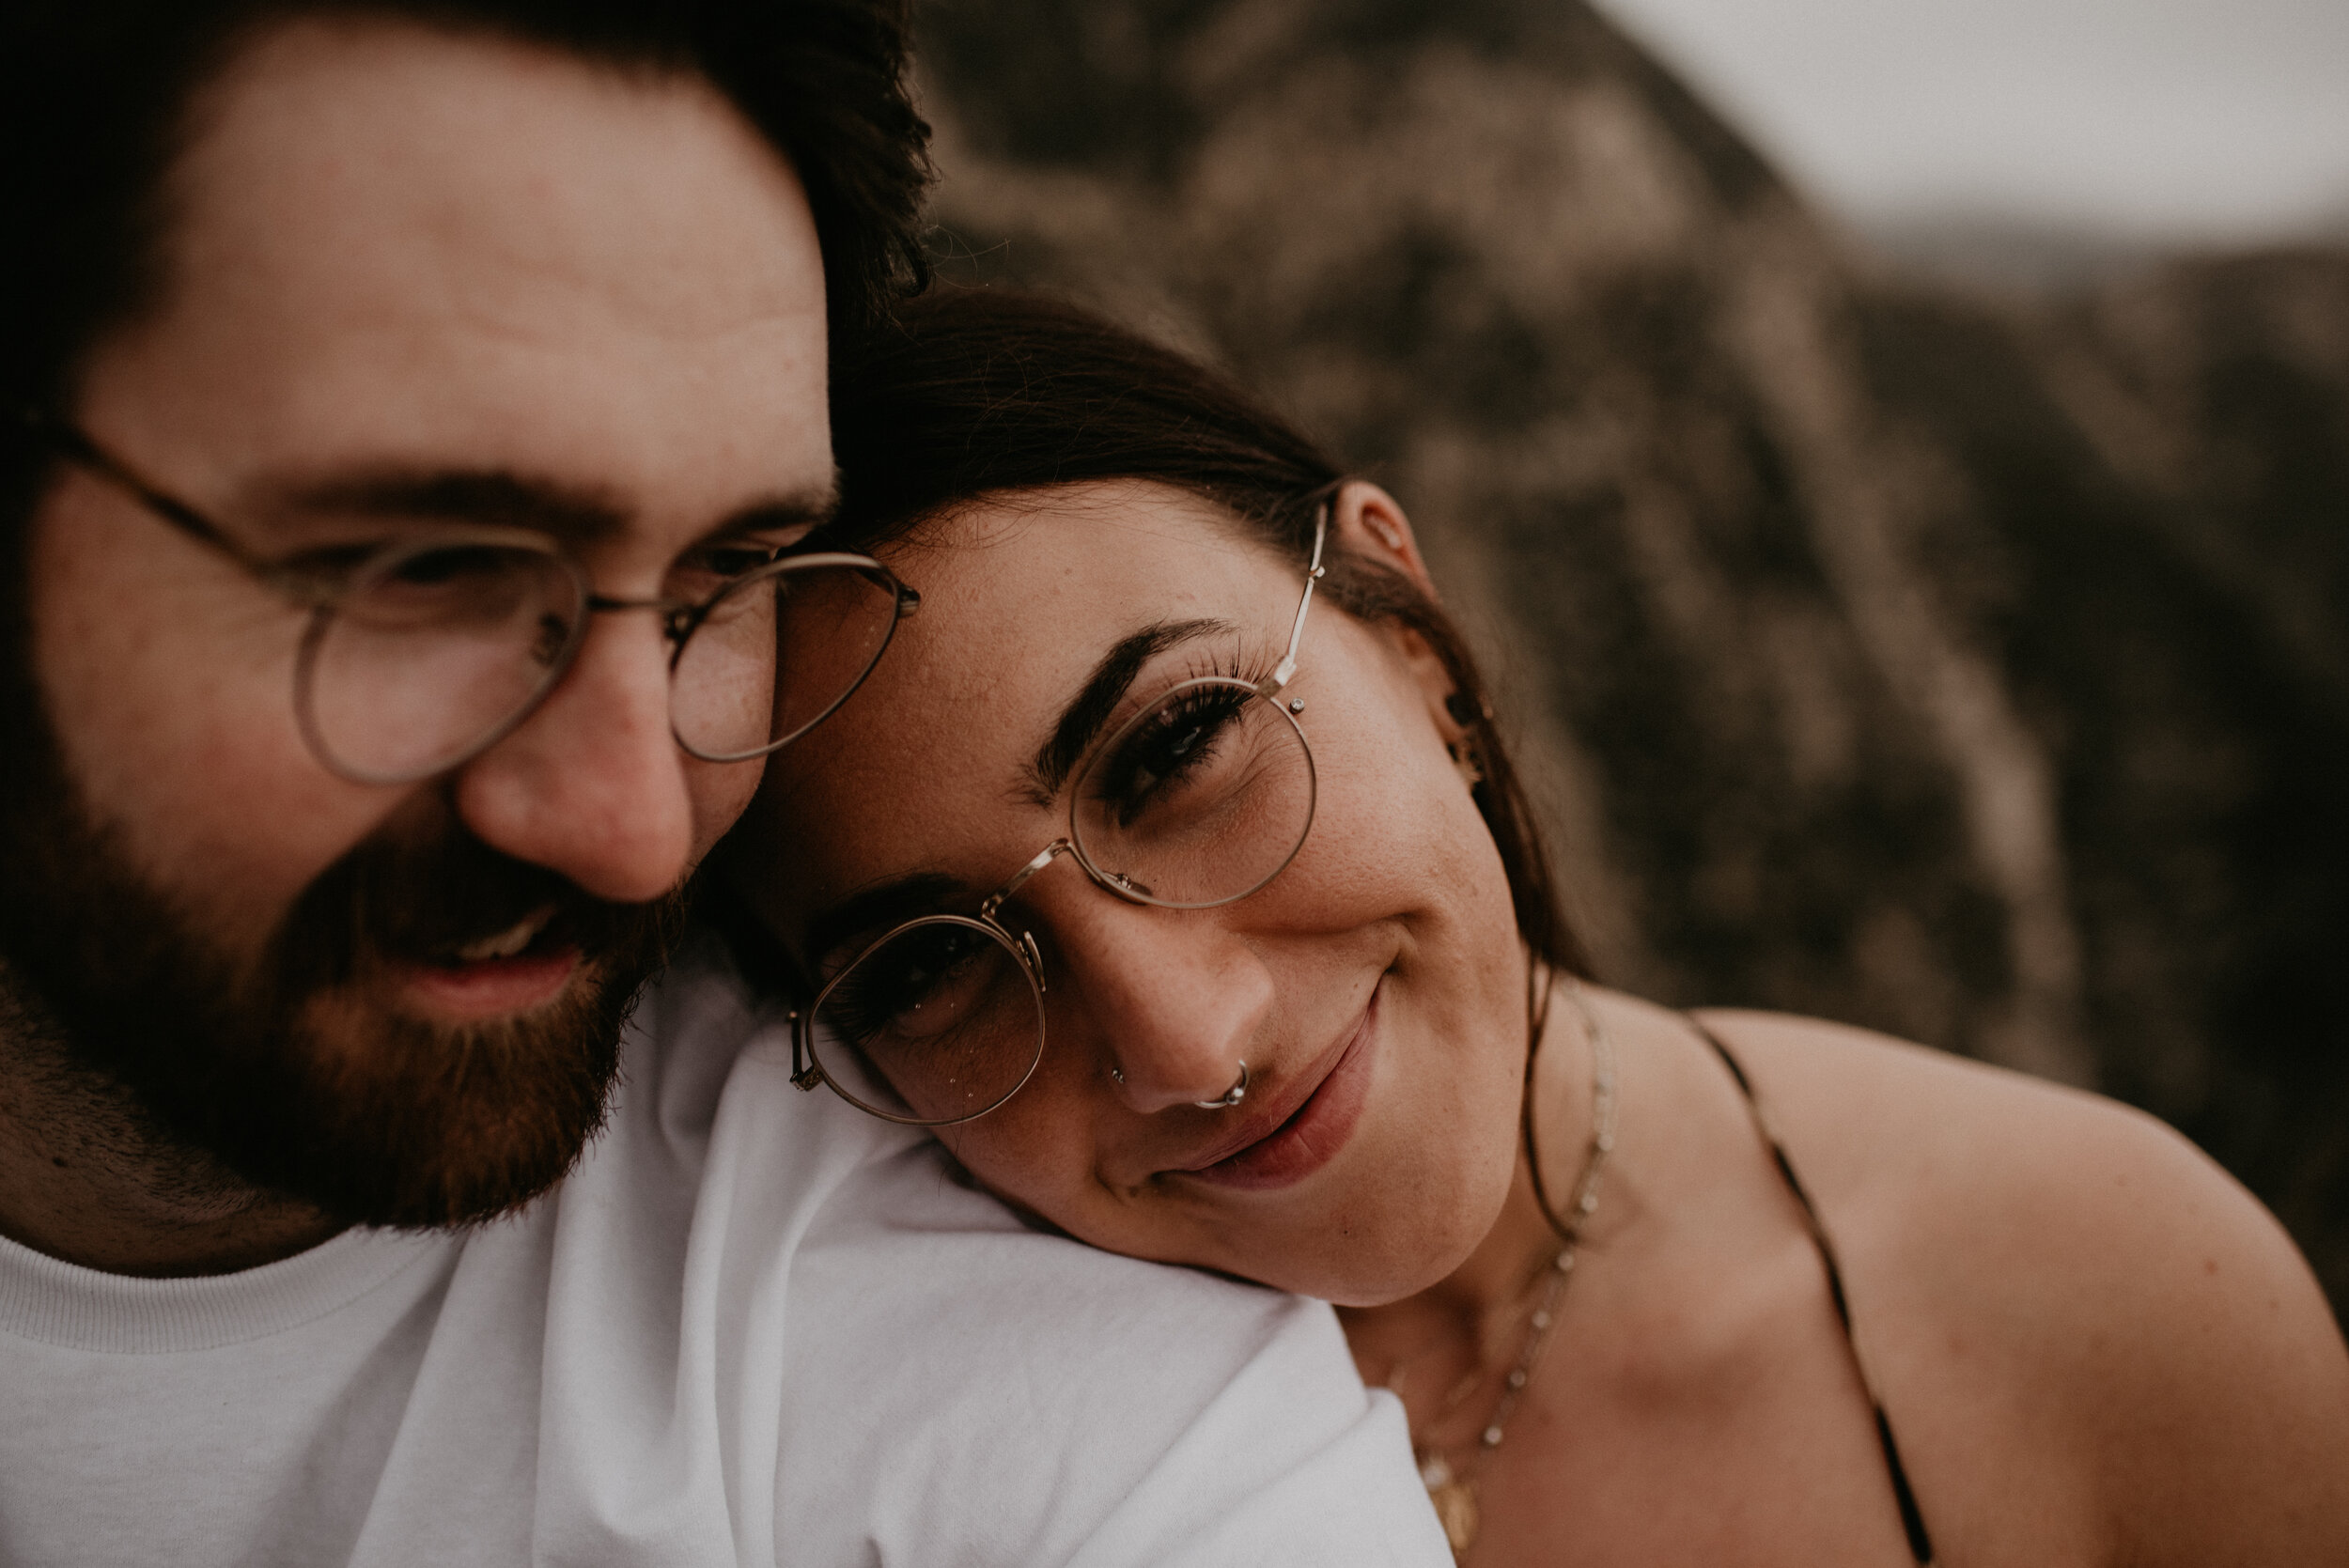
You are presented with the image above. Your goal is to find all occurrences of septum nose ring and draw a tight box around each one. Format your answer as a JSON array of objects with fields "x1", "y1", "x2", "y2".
[{"x1": 1192, "y1": 1062, "x2": 1250, "y2": 1111}]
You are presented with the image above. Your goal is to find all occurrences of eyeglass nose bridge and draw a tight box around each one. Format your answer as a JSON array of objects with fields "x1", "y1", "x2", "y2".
[
  {"x1": 974, "y1": 832, "x2": 1165, "y2": 1001},
  {"x1": 594, "y1": 562, "x2": 922, "y2": 662},
  {"x1": 580, "y1": 589, "x2": 698, "y2": 648},
  {"x1": 978, "y1": 829, "x2": 1172, "y2": 929},
  {"x1": 979, "y1": 838, "x2": 1076, "y2": 923}
]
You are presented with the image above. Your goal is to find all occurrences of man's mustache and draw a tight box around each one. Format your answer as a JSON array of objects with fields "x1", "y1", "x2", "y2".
[{"x1": 269, "y1": 791, "x2": 670, "y2": 995}]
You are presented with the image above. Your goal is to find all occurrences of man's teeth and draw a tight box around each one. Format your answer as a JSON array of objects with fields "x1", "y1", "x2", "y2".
[{"x1": 453, "y1": 907, "x2": 557, "y2": 964}]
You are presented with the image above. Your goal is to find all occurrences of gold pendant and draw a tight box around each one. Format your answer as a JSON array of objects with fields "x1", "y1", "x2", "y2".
[{"x1": 1418, "y1": 1452, "x2": 1480, "y2": 1557}]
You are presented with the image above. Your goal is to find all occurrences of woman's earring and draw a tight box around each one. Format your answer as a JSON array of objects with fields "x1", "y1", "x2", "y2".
[
  {"x1": 1448, "y1": 738, "x2": 1485, "y2": 790},
  {"x1": 1445, "y1": 692, "x2": 1492, "y2": 727},
  {"x1": 1445, "y1": 691, "x2": 1489, "y2": 790}
]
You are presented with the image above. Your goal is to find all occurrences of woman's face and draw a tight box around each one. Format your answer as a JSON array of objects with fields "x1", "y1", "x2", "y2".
[{"x1": 729, "y1": 480, "x2": 1528, "y2": 1305}]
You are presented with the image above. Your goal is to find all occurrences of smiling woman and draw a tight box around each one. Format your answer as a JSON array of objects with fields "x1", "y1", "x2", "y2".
[{"x1": 715, "y1": 288, "x2": 2349, "y2": 1566}]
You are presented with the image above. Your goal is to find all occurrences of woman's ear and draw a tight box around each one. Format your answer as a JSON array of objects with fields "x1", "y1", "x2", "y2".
[
  {"x1": 1390, "y1": 621, "x2": 1475, "y2": 754},
  {"x1": 1331, "y1": 481, "x2": 1439, "y2": 601},
  {"x1": 1325, "y1": 483, "x2": 1468, "y2": 744}
]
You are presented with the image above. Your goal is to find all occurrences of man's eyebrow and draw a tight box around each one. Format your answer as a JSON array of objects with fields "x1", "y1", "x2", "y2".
[
  {"x1": 1027, "y1": 618, "x2": 1230, "y2": 804},
  {"x1": 732, "y1": 485, "x2": 842, "y2": 543},
  {"x1": 255, "y1": 466, "x2": 839, "y2": 550},
  {"x1": 803, "y1": 872, "x2": 970, "y2": 976}
]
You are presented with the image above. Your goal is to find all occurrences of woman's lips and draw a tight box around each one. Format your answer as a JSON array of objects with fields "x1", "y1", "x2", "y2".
[{"x1": 1173, "y1": 984, "x2": 1380, "y2": 1192}]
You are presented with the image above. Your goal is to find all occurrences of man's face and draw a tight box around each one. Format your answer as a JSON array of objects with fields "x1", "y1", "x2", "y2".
[{"x1": 4, "y1": 19, "x2": 834, "y2": 1225}]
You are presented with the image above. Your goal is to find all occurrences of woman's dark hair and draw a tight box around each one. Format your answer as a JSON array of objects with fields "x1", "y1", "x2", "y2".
[{"x1": 828, "y1": 288, "x2": 1586, "y2": 978}]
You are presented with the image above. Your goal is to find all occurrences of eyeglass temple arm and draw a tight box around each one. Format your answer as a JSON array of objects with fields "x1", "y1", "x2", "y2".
[
  {"x1": 20, "y1": 408, "x2": 272, "y2": 576},
  {"x1": 1265, "y1": 502, "x2": 1331, "y2": 695}
]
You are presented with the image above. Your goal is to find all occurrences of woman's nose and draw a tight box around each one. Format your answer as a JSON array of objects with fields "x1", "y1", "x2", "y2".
[{"x1": 1031, "y1": 879, "x2": 1275, "y2": 1114}]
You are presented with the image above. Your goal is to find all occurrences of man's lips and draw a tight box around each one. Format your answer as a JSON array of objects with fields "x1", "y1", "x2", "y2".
[
  {"x1": 1169, "y1": 983, "x2": 1381, "y2": 1192},
  {"x1": 392, "y1": 905, "x2": 584, "y2": 1022},
  {"x1": 396, "y1": 946, "x2": 584, "y2": 1021}
]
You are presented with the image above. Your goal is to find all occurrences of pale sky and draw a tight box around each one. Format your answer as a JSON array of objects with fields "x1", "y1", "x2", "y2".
[{"x1": 1596, "y1": 0, "x2": 2349, "y2": 243}]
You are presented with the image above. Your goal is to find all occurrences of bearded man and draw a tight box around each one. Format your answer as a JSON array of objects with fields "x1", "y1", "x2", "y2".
[{"x1": 0, "y1": 5, "x2": 1447, "y2": 1562}]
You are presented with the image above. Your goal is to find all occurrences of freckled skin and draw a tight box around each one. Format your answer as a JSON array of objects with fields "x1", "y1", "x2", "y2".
[
  {"x1": 734, "y1": 479, "x2": 2349, "y2": 1565},
  {"x1": 731, "y1": 482, "x2": 1531, "y2": 1305}
]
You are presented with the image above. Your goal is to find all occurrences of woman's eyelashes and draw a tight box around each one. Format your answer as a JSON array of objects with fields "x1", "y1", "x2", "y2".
[
  {"x1": 827, "y1": 921, "x2": 992, "y2": 1045},
  {"x1": 1081, "y1": 649, "x2": 1277, "y2": 815},
  {"x1": 1088, "y1": 683, "x2": 1255, "y2": 825}
]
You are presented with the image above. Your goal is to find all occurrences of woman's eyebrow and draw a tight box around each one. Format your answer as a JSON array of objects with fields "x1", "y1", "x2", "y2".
[{"x1": 1026, "y1": 617, "x2": 1230, "y2": 802}]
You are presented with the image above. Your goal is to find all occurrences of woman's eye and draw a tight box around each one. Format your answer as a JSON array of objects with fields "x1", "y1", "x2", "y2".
[
  {"x1": 1095, "y1": 691, "x2": 1251, "y2": 821},
  {"x1": 828, "y1": 924, "x2": 989, "y2": 1045}
]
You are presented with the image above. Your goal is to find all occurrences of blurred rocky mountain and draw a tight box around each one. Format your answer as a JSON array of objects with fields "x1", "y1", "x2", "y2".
[
  {"x1": 1859, "y1": 210, "x2": 2160, "y2": 293},
  {"x1": 904, "y1": 0, "x2": 2349, "y2": 1307}
]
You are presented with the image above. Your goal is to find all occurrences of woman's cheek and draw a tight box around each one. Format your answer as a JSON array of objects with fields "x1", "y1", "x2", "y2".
[{"x1": 938, "y1": 1084, "x2": 1146, "y2": 1243}]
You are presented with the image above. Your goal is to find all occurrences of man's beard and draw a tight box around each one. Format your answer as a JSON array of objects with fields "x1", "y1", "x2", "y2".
[{"x1": 0, "y1": 705, "x2": 682, "y2": 1232}]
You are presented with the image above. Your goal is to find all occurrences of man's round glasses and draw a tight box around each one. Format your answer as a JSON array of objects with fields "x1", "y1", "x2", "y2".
[
  {"x1": 29, "y1": 415, "x2": 918, "y2": 784},
  {"x1": 789, "y1": 505, "x2": 1330, "y2": 1126}
]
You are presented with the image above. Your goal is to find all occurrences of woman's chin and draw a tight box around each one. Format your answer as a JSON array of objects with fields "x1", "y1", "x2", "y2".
[
  {"x1": 1214, "y1": 1190, "x2": 1516, "y2": 1306},
  {"x1": 1042, "y1": 1204, "x2": 1490, "y2": 1307}
]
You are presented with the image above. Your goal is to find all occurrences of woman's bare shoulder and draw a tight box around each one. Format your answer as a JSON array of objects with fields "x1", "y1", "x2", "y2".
[{"x1": 1692, "y1": 1006, "x2": 2349, "y2": 1563}]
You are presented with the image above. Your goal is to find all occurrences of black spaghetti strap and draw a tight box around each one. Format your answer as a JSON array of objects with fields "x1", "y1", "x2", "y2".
[{"x1": 1686, "y1": 1016, "x2": 1937, "y2": 1566}]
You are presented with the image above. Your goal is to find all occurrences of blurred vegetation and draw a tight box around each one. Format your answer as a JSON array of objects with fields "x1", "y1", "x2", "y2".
[{"x1": 906, "y1": 0, "x2": 2349, "y2": 1311}]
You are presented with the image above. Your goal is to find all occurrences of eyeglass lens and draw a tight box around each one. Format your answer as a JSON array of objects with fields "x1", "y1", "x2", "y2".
[
  {"x1": 813, "y1": 917, "x2": 1046, "y2": 1124},
  {"x1": 675, "y1": 561, "x2": 906, "y2": 762},
  {"x1": 808, "y1": 678, "x2": 1315, "y2": 1125},
  {"x1": 298, "y1": 545, "x2": 905, "y2": 784},
  {"x1": 301, "y1": 537, "x2": 584, "y2": 784},
  {"x1": 1068, "y1": 675, "x2": 1315, "y2": 908}
]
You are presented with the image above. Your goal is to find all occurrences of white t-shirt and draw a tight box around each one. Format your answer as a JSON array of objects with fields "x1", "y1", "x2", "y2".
[{"x1": 0, "y1": 941, "x2": 1448, "y2": 1566}]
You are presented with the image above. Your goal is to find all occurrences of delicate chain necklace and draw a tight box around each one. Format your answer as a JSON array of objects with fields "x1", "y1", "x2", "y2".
[{"x1": 1408, "y1": 976, "x2": 1618, "y2": 1560}]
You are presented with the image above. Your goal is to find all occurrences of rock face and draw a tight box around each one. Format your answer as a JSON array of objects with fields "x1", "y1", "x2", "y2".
[{"x1": 909, "y1": 0, "x2": 2349, "y2": 1306}]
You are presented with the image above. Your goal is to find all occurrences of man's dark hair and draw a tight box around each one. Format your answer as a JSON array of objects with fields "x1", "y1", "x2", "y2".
[
  {"x1": 0, "y1": 0, "x2": 931, "y2": 434},
  {"x1": 0, "y1": 1, "x2": 928, "y2": 1232},
  {"x1": 0, "y1": 0, "x2": 932, "y2": 833},
  {"x1": 823, "y1": 287, "x2": 1587, "y2": 983}
]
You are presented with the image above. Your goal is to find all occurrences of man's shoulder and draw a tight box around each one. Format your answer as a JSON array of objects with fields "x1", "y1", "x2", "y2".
[
  {"x1": 576, "y1": 939, "x2": 1448, "y2": 1567},
  {"x1": 656, "y1": 937, "x2": 1370, "y2": 1452},
  {"x1": 775, "y1": 1140, "x2": 1451, "y2": 1566}
]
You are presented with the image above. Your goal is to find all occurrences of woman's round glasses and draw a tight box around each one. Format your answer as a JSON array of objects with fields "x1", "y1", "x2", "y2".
[
  {"x1": 790, "y1": 505, "x2": 1330, "y2": 1126},
  {"x1": 33, "y1": 416, "x2": 918, "y2": 784}
]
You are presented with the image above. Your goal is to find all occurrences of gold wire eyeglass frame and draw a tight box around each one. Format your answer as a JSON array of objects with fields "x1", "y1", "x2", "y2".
[
  {"x1": 788, "y1": 503, "x2": 1332, "y2": 1126},
  {"x1": 23, "y1": 411, "x2": 920, "y2": 784}
]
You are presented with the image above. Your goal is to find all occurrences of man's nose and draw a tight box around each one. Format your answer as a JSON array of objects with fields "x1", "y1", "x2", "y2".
[
  {"x1": 451, "y1": 610, "x2": 696, "y2": 904},
  {"x1": 1033, "y1": 881, "x2": 1275, "y2": 1114}
]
